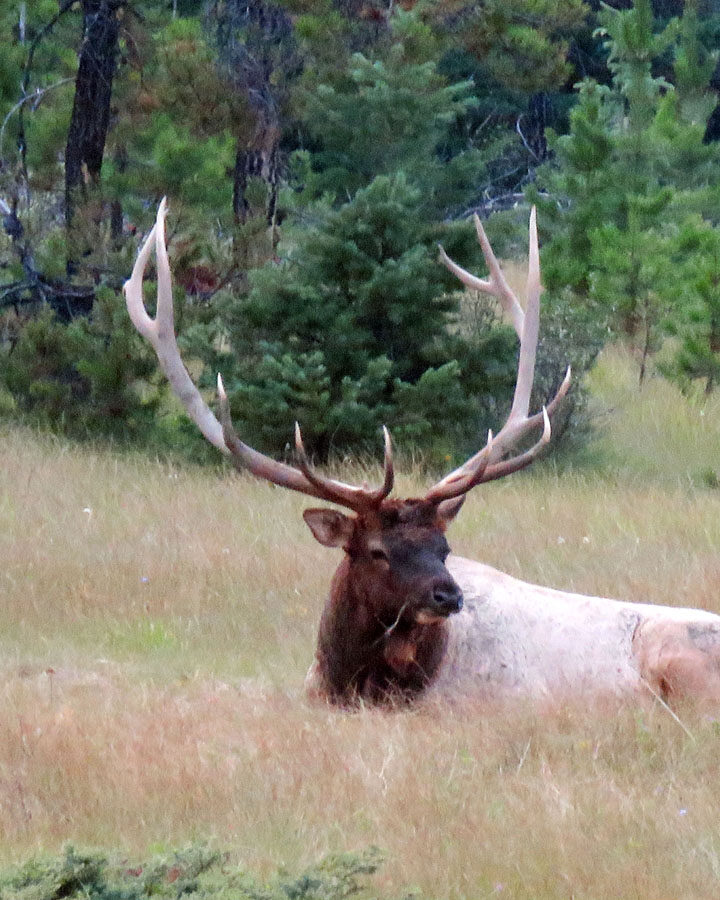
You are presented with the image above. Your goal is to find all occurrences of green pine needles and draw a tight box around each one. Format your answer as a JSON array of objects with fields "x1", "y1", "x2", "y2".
[{"x1": 0, "y1": 845, "x2": 387, "y2": 900}]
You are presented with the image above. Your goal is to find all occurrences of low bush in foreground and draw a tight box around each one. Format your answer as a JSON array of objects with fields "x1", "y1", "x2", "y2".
[{"x1": 0, "y1": 845, "x2": 391, "y2": 900}]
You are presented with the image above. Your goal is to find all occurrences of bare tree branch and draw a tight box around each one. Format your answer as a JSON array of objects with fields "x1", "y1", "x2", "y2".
[
  {"x1": 16, "y1": 0, "x2": 77, "y2": 194},
  {"x1": 0, "y1": 78, "x2": 74, "y2": 165}
]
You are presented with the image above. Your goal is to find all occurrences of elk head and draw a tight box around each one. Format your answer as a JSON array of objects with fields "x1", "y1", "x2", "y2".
[{"x1": 124, "y1": 199, "x2": 570, "y2": 704}]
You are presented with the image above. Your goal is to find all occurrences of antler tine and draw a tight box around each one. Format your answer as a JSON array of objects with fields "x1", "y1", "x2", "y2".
[
  {"x1": 217, "y1": 375, "x2": 391, "y2": 508},
  {"x1": 294, "y1": 421, "x2": 394, "y2": 508},
  {"x1": 425, "y1": 431, "x2": 493, "y2": 503},
  {"x1": 213, "y1": 375, "x2": 321, "y2": 496},
  {"x1": 426, "y1": 366, "x2": 570, "y2": 500},
  {"x1": 379, "y1": 425, "x2": 395, "y2": 499},
  {"x1": 510, "y1": 205, "x2": 540, "y2": 424},
  {"x1": 124, "y1": 198, "x2": 227, "y2": 452},
  {"x1": 126, "y1": 201, "x2": 394, "y2": 513},
  {"x1": 426, "y1": 208, "x2": 571, "y2": 503},
  {"x1": 154, "y1": 196, "x2": 176, "y2": 340},
  {"x1": 438, "y1": 408, "x2": 552, "y2": 497},
  {"x1": 482, "y1": 406, "x2": 551, "y2": 483},
  {"x1": 438, "y1": 215, "x2": 525, "y2": 337}
]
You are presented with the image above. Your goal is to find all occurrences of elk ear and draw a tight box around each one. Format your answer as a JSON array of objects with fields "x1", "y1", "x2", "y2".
[
  {"x1": 436, "y1": 495, "x2": 465, "y2": 528},
  {"x1": 303, "y1": 508, "x2": 355, "y2": 548}
]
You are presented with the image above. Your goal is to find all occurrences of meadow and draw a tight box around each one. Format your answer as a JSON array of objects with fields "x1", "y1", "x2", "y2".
[{"x1": 1, "y1": 347, "x2": 720, "y2": 899}]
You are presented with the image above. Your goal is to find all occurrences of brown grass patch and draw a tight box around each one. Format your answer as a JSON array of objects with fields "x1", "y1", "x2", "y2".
[
  {"x1": 2, "y1": 665, "x2": 720, "y2": 898},
  {"x1": 1, "y1": 367, "x2": 720, "y2": 898}
]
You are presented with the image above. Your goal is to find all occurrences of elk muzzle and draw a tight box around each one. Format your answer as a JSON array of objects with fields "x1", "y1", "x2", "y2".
[
  {"x1": 415, "y1": 576, "x2": 464, "y2": 623},
  {"x1": 432, "y1": 582, "x2": 464, "y2": 615}
]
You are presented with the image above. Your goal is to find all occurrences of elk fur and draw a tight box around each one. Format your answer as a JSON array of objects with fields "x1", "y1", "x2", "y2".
[{"x1": 305, "y1": 555, "x2": 720, "y2": 704}]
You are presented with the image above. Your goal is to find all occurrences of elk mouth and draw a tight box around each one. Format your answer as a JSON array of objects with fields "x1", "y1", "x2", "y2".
[{"x1": 415, "y1": 587, "x2": 464, "y2": 623}]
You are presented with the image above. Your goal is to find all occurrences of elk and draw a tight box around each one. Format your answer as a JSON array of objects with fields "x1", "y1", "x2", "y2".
[{"x1": 125, "y1": 199, "x2": 720, "y2": 707}]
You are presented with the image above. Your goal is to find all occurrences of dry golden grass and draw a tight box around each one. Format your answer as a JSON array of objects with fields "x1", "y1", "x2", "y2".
[
  {"x1": 588, "y1": 344, "x2": 720, "y2": 487},
  {"x1": 5, "y1": 671, "x2": 720, "y2": 899},
  {"x1": 1, "y1": 347, "x2": 720, "y2": 898}
]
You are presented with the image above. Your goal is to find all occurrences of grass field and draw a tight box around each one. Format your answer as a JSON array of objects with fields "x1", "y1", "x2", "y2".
[{"x1": 1, "y1": 347, "x2": 720, "y2": 898}]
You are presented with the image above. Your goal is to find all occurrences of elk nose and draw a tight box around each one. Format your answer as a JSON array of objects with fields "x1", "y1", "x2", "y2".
[{"x1": 433, "y1": 584, "x2": 464, "y2": 614}]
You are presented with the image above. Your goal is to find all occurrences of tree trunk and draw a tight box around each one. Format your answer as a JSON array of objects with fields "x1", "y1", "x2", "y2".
[
  {"x1": 232, "y1": 118, "x2": 280, "y2": 274},
  {"x1": 524, "y1": 92, "x2": 550, "y2": 163},
  {"x1": 232, "y1": 124, "x2": 280, "y2": 229},
  {"x1": 64, "y1": 0, "x2": 123, "y2": 270}
]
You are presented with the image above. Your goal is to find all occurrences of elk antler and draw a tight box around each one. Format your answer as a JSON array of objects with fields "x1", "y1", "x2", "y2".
[
  {"x1": 124, "y1": 199, "x2": 394, "y2": 513},
  {"x1": 425, "y1": 207, "x2": 571, "y2": 503}
]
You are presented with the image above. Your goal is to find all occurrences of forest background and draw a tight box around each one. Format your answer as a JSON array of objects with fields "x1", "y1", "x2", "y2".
[{"x1": 2, "y1": 0, "x2": 720, "y2": 466}]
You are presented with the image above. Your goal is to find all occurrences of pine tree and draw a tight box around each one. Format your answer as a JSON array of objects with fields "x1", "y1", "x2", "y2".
[
  {"x1": 661, "y1": 217, "x2": 720, "y2": 395},
  {"x1": 201, "y1": 174, "x2": 516, "y2": 459},
  {"x1": 532, "y1": 0, "x2": 720, "y2": 384},
  {"x1": 291, "y1": 11, "x2": 485, "y2": 217},
  {"x1": 439, "y1": 0, "x2": 588, "y2": 95},
  {"x1": 1, "y1": 286, "x2": 159, "y2": 439}
]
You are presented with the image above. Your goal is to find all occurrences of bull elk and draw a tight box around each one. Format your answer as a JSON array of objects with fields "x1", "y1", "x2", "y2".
[{"x1": 125, "y1": 199, "x2": 720, "y2": 706}]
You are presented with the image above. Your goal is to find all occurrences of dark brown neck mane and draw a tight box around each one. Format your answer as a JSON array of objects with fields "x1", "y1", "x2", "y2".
[{"x1": 315, "y1": 556, "x2": 450, "y2": 704}]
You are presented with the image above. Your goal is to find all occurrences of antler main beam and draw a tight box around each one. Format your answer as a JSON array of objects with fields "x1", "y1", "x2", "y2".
[
  {"x1": 125, "y1": 198, "x2": 227, "y2": 452},
  {"x1": 124, "y1": 200, "x2": 393, "y2": 513},
  {"x1": 426, "y1": 208, "x2": 571, "y2": 503}
]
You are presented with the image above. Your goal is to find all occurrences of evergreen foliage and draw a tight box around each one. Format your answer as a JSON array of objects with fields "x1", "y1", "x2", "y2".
[
  {"x1": 2, "y1": 0, "x2": 720, "y2": 459},
  {"x1": 661, "y1": 216, "x2": 720, "y2": 394},
  {"x1": 0, "y1": 845, "x2": 386, "y2": 900},
  {"x1": 206, "y1": 173, "x2": 517, "y2": 459},
  {"x1": 433, "y1": 0, "x2": 589, "y2": 95},
  {"x1": 1, "y1": 287, "x2": 159, "y2": 440},
  {"x1": 291, "y1": 14, "x2": 486, "y2": 216},
  {"x1": 532, "y1": 0, "x2": 720, "y2": 386}
]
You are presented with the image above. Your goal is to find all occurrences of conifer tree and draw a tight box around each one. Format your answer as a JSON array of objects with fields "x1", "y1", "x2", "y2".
[
  {"x1": 1, "y1": 286, "x2": 159, "y2": 439},
  {"x1": 661, "y1": 217, "x2": 720, "y2": 395},
  {"x1": 202, "y1": 174, "x2": 516, "y2": 459},
  {"x1": 291, "y1": 11, "x2": 485, "y2": 217},
  {"x1": 437, "y1": 0, "x2": 588, "y2": 95},
  {"x1": 532, "y1": 0, "x2": 720, "y2": 384}
]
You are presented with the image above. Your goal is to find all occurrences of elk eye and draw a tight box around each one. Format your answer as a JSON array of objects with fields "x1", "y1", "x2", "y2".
[{"x1": 370, "y1": 548, "x2": 388, "y2": 562}]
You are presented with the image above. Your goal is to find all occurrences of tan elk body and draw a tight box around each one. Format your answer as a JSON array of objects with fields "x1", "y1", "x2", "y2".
[
  {"x1": 405, "y1": 557, "x2": 720, "y2": 703},
  {"x1": 125, "y1": 200, "x2": 720, "y2": 706}
]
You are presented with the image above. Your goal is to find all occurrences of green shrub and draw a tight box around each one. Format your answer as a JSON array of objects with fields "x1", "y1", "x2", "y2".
[
  {"x1": 0, "y1": 289, "x2": 158, "y2": 443},
  {"x1": 0, "y1": 845, "x2": 388, "y2": 900}
]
